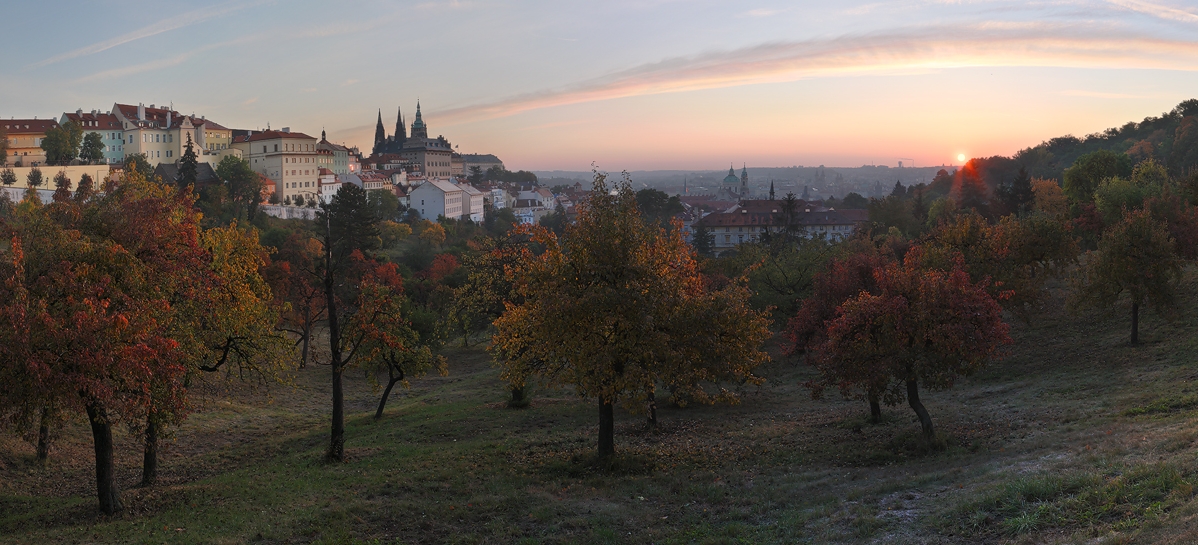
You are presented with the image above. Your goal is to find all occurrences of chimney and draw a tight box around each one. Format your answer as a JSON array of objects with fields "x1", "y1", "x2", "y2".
[
  {"x1": 281, "y1": 127, "x2": 290, "y2": 133},
  {"x1": 138, "y1": 103, "x2": 145, "y2": 121},
  {"x1": 77, "y1": 108, "x2": 83, "y2": 116},
  {"x1": 167, "y1": 110, "x2": 172, "y2": 128}
]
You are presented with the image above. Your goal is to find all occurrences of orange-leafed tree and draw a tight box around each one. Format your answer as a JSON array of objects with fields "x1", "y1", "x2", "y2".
[
  {"x1": 267, "y1": 232, "x2": 328, "y2": 368},
  {"x1": 812, "y1": 247, "x2": 1011, "y2": 442},
  {"x1": 491, "y1": 173, "x2": 770, "y2": 458}
]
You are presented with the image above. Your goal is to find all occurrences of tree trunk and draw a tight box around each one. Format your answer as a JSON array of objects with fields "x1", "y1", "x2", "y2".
[
  {"x1": 646, "y1": 391, "x2": 658, "y2": 430},
  {"x1": 374, "y1": 364, "x2": 403, "y2": 420},
  {"x1": 868, "y1": 392, "x2": 882, "y2": 424},
  {"x1": 325, "y1": 217, "x2": 345, "y2": 463},
  {"x1": 508, "y1": 386, "x2": 527, "y2": 408},
  {"x1": 1131, "y1": 301, "x2": 1140, "y2": 346},
  {"x1": 906, "y1": 379, "x2": 935, "y2": 440},
  {"x1": 36, "y1": 407, "x2": 50, "y2": 463},
  {"x1": 141, "y1": 416, "x2": 158, "y2": 486},
  {"x1": 300, "y1": 324, "x2": 311, "y2": 368},
  {"x1": 86, "y1": 403, "x2": 122, "y2": 515},
  {"x1": 598, "y1": 399, "x2": 615, "y2": 459}
]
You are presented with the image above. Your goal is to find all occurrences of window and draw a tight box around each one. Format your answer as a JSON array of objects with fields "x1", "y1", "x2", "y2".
[
  {"x1": 274, "y1": 145, "x2": 278, "y2": 152},
  {"x1": 167, "y1": 151, "x2": 172, "y2": 158}
]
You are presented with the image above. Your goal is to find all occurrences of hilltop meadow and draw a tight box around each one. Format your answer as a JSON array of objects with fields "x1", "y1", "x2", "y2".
[{"x1": 4, "y1": 275, "x2": 1198, "y2": 544}]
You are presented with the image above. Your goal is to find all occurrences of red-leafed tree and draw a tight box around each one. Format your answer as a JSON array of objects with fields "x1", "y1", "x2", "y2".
[
  {"x1": 267, "y1": 232, "x2": 328, "y2": 368},
  {"x1": 785, "y1": 245, "x2": 896, "y2": 421},
  {"x1": 810, "y1": 247, "x2": 1011, "y2": 442}
]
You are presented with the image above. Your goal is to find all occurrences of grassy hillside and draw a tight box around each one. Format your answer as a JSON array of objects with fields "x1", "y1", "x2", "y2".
[{"x1": 4, "y1": 277, "x2": 1198, "y2": 544}]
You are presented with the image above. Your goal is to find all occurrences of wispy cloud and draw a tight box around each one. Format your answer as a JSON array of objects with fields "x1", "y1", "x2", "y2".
[
  {"x1": 73, "y1": 36, "x2": 257, "y2": 83},
  {"x1": 30, "y1": 0, "x2": 273, "y2": 69},
  {"x1": 435, "y1": 24, "x2": 1198, "y2": 124},
  {"x1": 1107, "y1": 0, "x2": 1198, "y2": 24}
]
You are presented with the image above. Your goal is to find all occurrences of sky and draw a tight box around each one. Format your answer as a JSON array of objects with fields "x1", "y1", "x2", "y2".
[{"x1": 3, "y1": 0, "x2": 1198, "y2": 171}]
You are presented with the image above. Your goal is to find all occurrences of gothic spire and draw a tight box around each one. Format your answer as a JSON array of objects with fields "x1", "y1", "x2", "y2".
[
  {"x1": 373, "y1": 109, "x2": 386, "y2": 152},
  {"x1": 395, "y1": 107, "x2": 405, "y2": 142},
  {"x1": 769, "y1": 181, "x2": 775, "y2": 200}
]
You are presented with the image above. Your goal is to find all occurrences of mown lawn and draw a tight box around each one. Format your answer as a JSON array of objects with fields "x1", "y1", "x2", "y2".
[{"x1": 5, "y1": 279, "x2": 1198, "y2": 543}]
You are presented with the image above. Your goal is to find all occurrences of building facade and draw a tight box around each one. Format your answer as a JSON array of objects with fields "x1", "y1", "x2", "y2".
[
  {"x1": 409, "y1": 180, "x2": 464, "y2": 220},
  {"x1": 60, "y1": 110, "x2": 125, "y2": 164},
  {"x1": 231, "y1": 129, "x2": 320, "y2": 204},
  {"x1": 3, "y1": 118, "x2": 58, "y2": 166}
]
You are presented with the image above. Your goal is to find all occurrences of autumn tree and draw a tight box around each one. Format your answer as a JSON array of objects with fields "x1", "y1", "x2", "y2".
[
  {"x1": 786, "y1": 245, "x2": 896, "y2": 421},
  {"x1": 52, "y1": 171, "x2": 72, "y2": 203},
  {"x1": 812, "y1": 248, "x2": 1011, "y2": 441},
  {"x1": 1071, "y1": 208, "x2": 1181, "y2": 345},
  {"x1": 1031, "y1": 178, "x2": 1069, "y2": 218},
  {"x1": 80, "y1": 132, "x2": 106, "y2": 165},
  {"x1": 267, "y1": 232, "x2": 327, "y2": 368},
  {"x1": 124, "y1": 153, "x2": 154, "y2": 180},
  {"x1": 492, "y1": 173, "x2": 770, "y2": 458}
]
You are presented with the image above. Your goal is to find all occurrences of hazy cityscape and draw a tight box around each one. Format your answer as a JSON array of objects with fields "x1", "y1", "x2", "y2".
[{"x1": 4, "y1": 1, "x2": 1198, "y2": 544}]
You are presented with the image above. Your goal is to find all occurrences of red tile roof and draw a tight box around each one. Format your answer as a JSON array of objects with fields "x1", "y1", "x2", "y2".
[
  {"x1": 2, "y1": 119, "x2": 59, "y2": 134},
  {"x1": 234, "y1": 130, "x2": 317, "y2": 143},
  {"x1": 63, "y1": 112, "x2": 122, "y2": 130}
]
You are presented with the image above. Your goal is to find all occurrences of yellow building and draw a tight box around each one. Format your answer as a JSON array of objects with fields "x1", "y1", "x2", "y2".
[
  {"x1": 231, "y1": 129, "x2": 321, "y2": 204},
  {"x1": 112, "y1": 103, "x2": 237, "y2": 166},
  {"x1": 3, "y1": 118, "x2": 58, "y2": 166}
]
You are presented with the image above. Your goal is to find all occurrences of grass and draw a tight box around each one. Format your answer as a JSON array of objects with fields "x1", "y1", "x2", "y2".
[{"x1": 6, "y1": 277, "x2": 1198, "y2": 543}]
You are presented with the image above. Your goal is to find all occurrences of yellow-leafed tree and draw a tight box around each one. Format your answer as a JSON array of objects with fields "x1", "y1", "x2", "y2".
[{"x1": 491, "y1": 173, "x2": 770, "y2": 458}]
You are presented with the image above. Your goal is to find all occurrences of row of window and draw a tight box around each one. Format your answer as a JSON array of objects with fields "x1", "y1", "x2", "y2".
[
  {"x1": 287, "y1": 181, "x2": 315, "y2": 188},
  {"x1": 288, "y1": 170, "x2": 311, "y2": 176},
  {"x1": 206, "y1": 143, "x2": 228, "y2": 150},
  {"x1": 286, "y1": 157, "x2": 313, "y2": 164}
]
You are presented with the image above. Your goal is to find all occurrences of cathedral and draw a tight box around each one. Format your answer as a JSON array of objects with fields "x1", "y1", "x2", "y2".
[
  {"x1": 370, "y1": 102, "x2": 461, "y2": 179},
  {"x1": 720, "y1": 164, "x2": 749, "y2": 200}
]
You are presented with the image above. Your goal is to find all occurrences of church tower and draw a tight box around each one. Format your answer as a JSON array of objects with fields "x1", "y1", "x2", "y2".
[
  {"x1": 395, "y1": 107, "x2": 406, "y2": 146},
  {"x1": 769, "y1": 181, "x2": 775, "y2": 200},
  {"x1": 373, "y1": 109, "x2": 386, "y2": 155},
  {"x1": 410, "y1": 101, "x2": 428, "y2": 139},
  {"x1": 740, "y1": 164, "x2": 749, "y2": 196}
]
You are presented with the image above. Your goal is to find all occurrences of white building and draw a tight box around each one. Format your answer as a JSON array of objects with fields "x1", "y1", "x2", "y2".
[
  {"x1": 409, "y1": 180, "x2": 464, "y2": 220},
  {"x1": 231, "y1": 129, "x2": 320, "y2": 204},
  {"x1": 457, "y1": 183, "x2": 485, "y2": 222}
]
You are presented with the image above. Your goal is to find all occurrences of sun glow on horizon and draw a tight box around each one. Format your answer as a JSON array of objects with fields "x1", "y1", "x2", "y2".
[{"x1": 957, "y1": 153, "x2": 967, "y2": 163}]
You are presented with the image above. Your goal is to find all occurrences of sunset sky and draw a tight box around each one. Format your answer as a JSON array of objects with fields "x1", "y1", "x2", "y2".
[{"x1": 3, "y1": 0, "x2": 1197, "y2": 171}]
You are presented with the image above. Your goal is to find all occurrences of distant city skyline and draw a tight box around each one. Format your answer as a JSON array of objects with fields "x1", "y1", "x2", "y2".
[{"x1": 3, "y1": 0, "x2": 1197, "y2": 171}]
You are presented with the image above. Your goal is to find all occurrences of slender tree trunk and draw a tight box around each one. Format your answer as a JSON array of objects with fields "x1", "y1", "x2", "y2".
[
  {"x1": 868, "y1": 392, "x2": 882, "y2": 424},
  {"x1": 325, "y1": 217, "x2": 345, "y2": 463},
  {"x1": 141, "y1": 416, "x2": 158, "y2": 486},
  {"x1": 1131, "y1": 301, "x2": 1140, "y2": 346},
  {"x1": 646, "y1": 391, "x2": 658, "y2": 430},
  {"x1": 374, "y1": 365, "x2": 403, "y2": 419},
  {"x1": 36, "y1": 407, "x2": 50, "y2": 463},
  {"x1": 300, "y1": 323, "x2": 311, "y2": 368},
  {"x1": 86, "y1": 403, "x2": 122, "y2": 515},
  {"x1": 906, "y1": 379, "x2": 935, "y2": 441},
  {"x1": 598, "y1": 399, "x2": 615, "y2": 459}
]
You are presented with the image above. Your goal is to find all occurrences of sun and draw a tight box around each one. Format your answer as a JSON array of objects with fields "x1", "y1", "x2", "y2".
[{"x1": 957, "y1": 153, "x2": 967, "y2": 163}]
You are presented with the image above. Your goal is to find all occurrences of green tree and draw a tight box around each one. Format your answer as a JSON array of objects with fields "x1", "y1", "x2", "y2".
[
  {"x1": 468, "y1": 165, "x2": 483, "y2": 184},
  {"x1": 1, "y1": 168, "x2": 16, "y2": 188},
  {"x1": 367, "y1": 189, "x2": 400, "y2": 221},
  {"x1": 80, "y1": 132, "x2": 106, "y2": 165},
  {"x1": 52, "y1": 171, "x2": 71, "y2": 203},
  {"x1": 1071, "y1": 208, "x2": 1181, "y2": 345},
  {"x1": 492, "y1": 173, "x2": 771, "y2": 458},
  {"x1": 177, "y1": 134, "x2": 199, "y2": 188},
  {"x1": 317, "y1": 184, "x2": 381, "y2": 462},
  {"x1": 41, "y1": 121, "x2": 83, "y2": 166},
  {"x1": 0, "y1": 126, "x2": 7, "y2": 165},
  {"x1": 691, "y1": 220, "x2": 714, "y2": 256},
  {"x1": 215, "y1": 155, "x2": 263, "y2": 221},
  {"x1": 1063, "y1": 150, "x2": 1133, "y2": 203},
  {"x1": 996, "y1": 166, "x2": 1034, "y2": 215},
  {"x1": 635, "y1": 188, "x2": 685, "y2": 224},
  {"x1": 840, "y1": 192, "x2": 869, "y2": 209}
]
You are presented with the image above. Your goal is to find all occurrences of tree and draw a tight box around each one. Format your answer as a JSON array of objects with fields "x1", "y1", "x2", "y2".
[
  {"x1": 691, "y1": 220, "x2": 714, "y2": 256},
  {"x1": 177, "y1": 134, "x2": 199, "y2": 188},
  {"x1": 786, "y1": 246, "x2": 895, "y2": 421},
  {"x1": 40, "y1": 121, "x2": 83, "y2": 166},
  {"x1": 492, "y1": 173, "x2": 770, "y2": 458},
  {"x1": 635, "y1": 188, "x2": 684, "y2": 224},
  {"x1": 1071, "y1": 208, "x2": 1181, "y2": 345},
  {"x1": 0, "y1": 173, "x2": 193, "y2": 513},
  {"x1": 215, "y1": 155, "x2": 262, "y2": 221},
  {"x1": 80, "y1": 132, "x2": 105, "y2": 165},
  {"x1": 367, "y1": 189, "x2": 400, "y2": 222},
  {"x1": 468, "y1": 166, "x2": 483, "y2": 185},
  {"x1": 996, "y1": 166, "x2": 1034, "y2": 215},
  {"x1": 318, "y1": 184, "x2": 381, "y2": 462},
  {"x1": 348, "y1": 260, "x2": 447, "y2": 419},
  {"x1": 267, "y1": 233, "x2": 327, "y2": 368},
  {"x1": 2, "y1": 168, "x2": 17, "y2": 188},
  {"x1": 841, "y1": 192, "x2": 869, "y2": 209},
  {"x1": 0, "y1": 126, "x2": 7, "y2": 166},
  {"x1": 1063, "y1": 150, "x2": 1132, "y2": 203},
  {"x1": 812, "y1": 248, "x2": 1011, "y2": 441},
  {"x1": 1031, "y1": 178, "x2": 1069, "y2": 218},
  {"x1": 124, "y1": 153, "x2": 154, "y2": 180},
  {"x1": 419, "y1": 222, "x2": 446, "y2": 246},
  {"x1": 52, "y1": 171, "x2": 71, "y2": 203}
]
